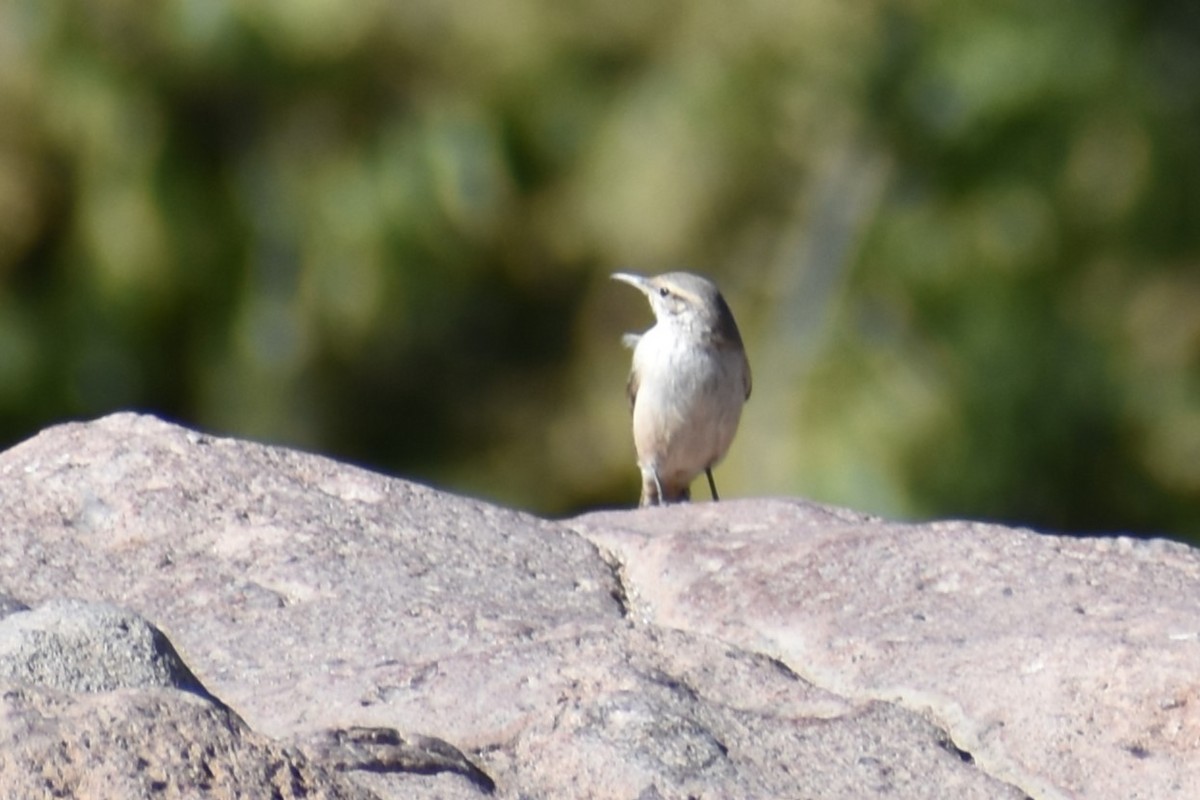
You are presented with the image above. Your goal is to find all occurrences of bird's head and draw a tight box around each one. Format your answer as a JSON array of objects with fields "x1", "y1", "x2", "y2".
[{"x1": 611, "y1": 271, "x2": 743, "y2": 345}]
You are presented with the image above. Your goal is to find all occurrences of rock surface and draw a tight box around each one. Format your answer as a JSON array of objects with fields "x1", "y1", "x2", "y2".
[
  {"x1": 0, "y1": 683, "x2": 370, "y2": 800},
  {"x1": 0, "y1": 598, "x2": 368, "y2": 799},
  {"x1": 0, "y1": 412, "x2": 1195, "y2": 798},
  {"x1": 0, "y1": 598, "x2": 216, "y2": 700},
  {"x1": 572, "y1": 503, "x2": 1200, "y2": 800}
]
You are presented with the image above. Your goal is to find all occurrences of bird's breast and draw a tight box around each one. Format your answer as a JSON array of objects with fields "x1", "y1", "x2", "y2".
[{"x1": 630, "y1": 325, "x2": 747, "y2": 472}]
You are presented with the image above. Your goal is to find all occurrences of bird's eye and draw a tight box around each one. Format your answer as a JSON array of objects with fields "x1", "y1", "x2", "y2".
[{"x1": 658, "y1": 287, "x2": 670, "y2": 298}]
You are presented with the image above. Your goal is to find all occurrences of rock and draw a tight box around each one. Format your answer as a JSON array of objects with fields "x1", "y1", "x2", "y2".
[
  {"x1": 0, "y1": 595, "x2": 371, "y2": 798},
  {"x1": 0, "y1": 598, "x2": 219, "y2": 701},
  {"x1": 301, "y1": 726, "x2": 497, "y2": 793},
  {"x1": 571, "y1": 500, "x2": 1200, "y2": 800},
  {"x1": 0, "y1": 412, "x2": 1194, "y2": 798},
  {"x1": 0, "y1": 594, "x2": 29, "y2": 618},
  {"x1": 483, "y1": 625, "x2": 1026, "y2": 799},
  {"x1": 0, "y1": 682, "x2": 373, "y2": 799}
]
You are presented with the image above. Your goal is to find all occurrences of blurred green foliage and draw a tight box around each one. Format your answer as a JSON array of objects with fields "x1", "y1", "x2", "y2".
[{"x1": 1, "y1": 0, "x2": 1197, "y2": 537}]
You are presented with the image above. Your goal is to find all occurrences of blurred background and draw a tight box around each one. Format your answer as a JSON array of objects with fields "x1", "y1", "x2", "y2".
[{"x1": 1, "y1": 0, "x2": 1198, "y2": 539}]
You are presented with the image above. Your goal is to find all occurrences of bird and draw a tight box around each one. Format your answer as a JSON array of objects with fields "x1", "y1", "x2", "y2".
[{"x1": 612, "y1": 271, "x2": 751, "y2": 506}]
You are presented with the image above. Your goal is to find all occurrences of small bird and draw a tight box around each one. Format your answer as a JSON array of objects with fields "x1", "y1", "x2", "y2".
[{"x1": 612, "y1": 271, "x2": 751, "y2": 506}]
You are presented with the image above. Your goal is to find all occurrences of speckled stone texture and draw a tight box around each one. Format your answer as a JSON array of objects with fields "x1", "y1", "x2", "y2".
[{"x1": 0, "y1": 413, "x2": 1193, "y2": 798}]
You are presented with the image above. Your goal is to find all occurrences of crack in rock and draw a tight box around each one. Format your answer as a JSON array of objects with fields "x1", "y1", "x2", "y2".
[{"x1": 301, "y1": 726, "x2": 496, "y2": 794}]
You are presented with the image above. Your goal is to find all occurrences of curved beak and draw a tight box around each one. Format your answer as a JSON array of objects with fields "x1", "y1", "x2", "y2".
[{"x1": 611, "y1": 272, "x2": 653, "y2": 295}]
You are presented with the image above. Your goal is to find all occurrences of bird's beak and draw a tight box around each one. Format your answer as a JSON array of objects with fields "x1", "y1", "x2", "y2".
[{"x1": 611, "y1": 272, "x2": 652, "y2": 295}]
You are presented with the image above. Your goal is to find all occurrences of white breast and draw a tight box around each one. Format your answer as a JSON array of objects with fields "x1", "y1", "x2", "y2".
[{"x1": 630, "y1": 324, "x2": 746, "y2": 482}]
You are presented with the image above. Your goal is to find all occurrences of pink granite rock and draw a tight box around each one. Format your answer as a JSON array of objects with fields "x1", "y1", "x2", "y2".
[
  {"x1": 572, "y1": 500, "x2": 1200, "y2": 799},
  {"x1": 1, "y1": 413, "x2": 1184, "y2": 798}
]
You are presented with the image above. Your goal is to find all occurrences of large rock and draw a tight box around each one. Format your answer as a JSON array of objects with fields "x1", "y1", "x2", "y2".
[
  {"x1": 0, "y1": 412, "x2": 1194, "y2": 798},
  {"x1": 0, "y1": 598, "x2": 217, "y2": 700},
  {"x1": 0, "y1": 597, "x2": 368, "y2": 798},
  {"x1": 0, "y1": 683, "x2": 370, "y2": 800},
  {"x1": 572, "y1": 502, "x2": 1200, "y2": 799}
]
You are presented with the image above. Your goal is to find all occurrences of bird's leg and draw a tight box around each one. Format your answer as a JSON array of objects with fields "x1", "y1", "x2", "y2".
[
  {"x1": 640, "y1": 467, "x2": 666, "y2": 507},
  {"x1": 705, "y1": 467, "x2": 719, "y2": 502}
]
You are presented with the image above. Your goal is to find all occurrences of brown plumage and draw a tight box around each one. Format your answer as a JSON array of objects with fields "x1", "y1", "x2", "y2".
[{"x1": 613, "y1": 271, "x2": 751, "y2": 506}]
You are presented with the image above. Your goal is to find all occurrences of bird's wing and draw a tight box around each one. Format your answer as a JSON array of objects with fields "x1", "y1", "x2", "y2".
[
  {"x1": 622, "y1": 333, "x2": 642, "y2": 412},
  {"x1": 744, "y1": 357, "x2": 752, "y2": 401}
]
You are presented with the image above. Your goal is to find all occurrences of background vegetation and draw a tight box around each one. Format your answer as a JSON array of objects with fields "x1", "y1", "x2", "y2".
[{"x1": 2, "y1": 0, "x2": 1197, "y2": 538}]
